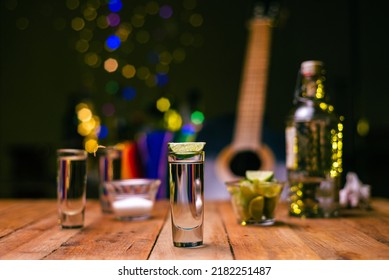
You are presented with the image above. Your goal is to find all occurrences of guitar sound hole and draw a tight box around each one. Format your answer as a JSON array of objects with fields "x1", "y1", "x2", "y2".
[{"x1": 229, "y1": 151, "x2": 261, "y2": 177}]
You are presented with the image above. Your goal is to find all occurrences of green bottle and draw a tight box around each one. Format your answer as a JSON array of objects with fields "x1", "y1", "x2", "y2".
[{"x1": 285, "y1": 60, "x2": 343, "y2": 218}]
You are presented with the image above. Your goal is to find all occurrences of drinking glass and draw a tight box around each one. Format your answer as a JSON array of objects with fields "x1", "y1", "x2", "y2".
[
  {"x1": 168, "y1": 142, "x2": 205, "y2": 247},
  {"x1": 57, "y1": 149, "x2": 87, "y2": 228},
  {"x1": 226, "y1": 180, "x2": 284, "y2": 226}
]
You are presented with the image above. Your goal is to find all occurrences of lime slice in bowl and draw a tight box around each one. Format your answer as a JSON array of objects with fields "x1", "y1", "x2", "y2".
[
  {"x1": 248, "y1": 196, "x2": 264, "y2": 220},
  {"x1": 245, "y1": 170, "x2": 274, "y2": 182}
]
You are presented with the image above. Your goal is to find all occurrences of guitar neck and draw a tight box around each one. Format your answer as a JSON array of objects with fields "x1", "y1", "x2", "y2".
[{"x1": 232, "y1": 17, "x2": 272, "y2": 148}]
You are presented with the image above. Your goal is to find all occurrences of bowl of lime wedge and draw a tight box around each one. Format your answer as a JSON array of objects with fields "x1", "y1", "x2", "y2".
[{"x1": 225, "y1": 170, "x2": 284, "y2": 226}]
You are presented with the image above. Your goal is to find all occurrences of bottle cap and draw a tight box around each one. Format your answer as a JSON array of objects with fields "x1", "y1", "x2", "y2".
[{"x1": 301, "y1": 60, "x2": 323, "y2": 77}]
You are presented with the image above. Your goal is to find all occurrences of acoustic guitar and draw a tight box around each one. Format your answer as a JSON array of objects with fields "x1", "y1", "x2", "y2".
[{"x1": 215, "y1": 3, "x2": 277, "y2": 182}]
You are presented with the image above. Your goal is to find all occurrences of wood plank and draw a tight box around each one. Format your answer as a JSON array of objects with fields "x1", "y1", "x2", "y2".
[
  {"x1": 218, "y1": 201, "x2": 322, "y2": 259},
  {"x1": 0, "y1": 200, "x2": 56, "y2": 238},
  {"x1": 270, "y1": 203, "x2": 389, "y2": 259},
  {"x1": 0, "y1": 200, "x2": 102, "y2": 259},
  {"x1": 149, "y1": 201, "x2": 233, "y2": 260},
  {"x1": 43, "y1": 200, "x2": 170, "y2": 260},
  {"x1": 287, "y1": 216, "x2": 389, "y2": 259}
]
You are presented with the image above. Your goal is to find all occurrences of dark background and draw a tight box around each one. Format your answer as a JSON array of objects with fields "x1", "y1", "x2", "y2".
[{"x1": 1, "y1": 0, "x2": 388, "y2": 198}]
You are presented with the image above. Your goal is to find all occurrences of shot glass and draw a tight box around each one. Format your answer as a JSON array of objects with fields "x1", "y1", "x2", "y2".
[
  {"x1": 57, "y1": 149, "x2": 88, "y2": 228},
  {"x1": 168, "y1": 142, "x2": 205, "y2": 247}
]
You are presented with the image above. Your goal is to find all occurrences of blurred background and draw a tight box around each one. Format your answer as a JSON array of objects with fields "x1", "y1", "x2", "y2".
[{"x1": 1, "y1": 0, "x2": 388, "y2": 199}]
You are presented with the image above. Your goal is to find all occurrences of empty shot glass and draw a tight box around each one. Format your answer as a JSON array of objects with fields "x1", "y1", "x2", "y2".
[
  {"x1": 57, "y1": 149, "x2": 88, "y2": 228},
  {"x1": 168, "y1": 142, "x2": 205, "y2": 247}
]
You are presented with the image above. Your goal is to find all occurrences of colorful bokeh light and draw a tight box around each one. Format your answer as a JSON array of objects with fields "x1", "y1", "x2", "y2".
[
  {"x1": 122, "y1": 86, "x2": 136, "y2": 101},
  {"x1": 108, "y1": 0, "x2": 123, "y2": 13},
  {"x1": 191, "y1": 110, "x2": 204, "y2": 125},
  {"x1": 156, "y1": 97, "x2": 171, "y2": 112},
  {"x1": 159, "y1": 5, "x2": 173, "y2": 19},
  {"x1": 105, "y1": 34, "x2": 121, "y2": 50}
]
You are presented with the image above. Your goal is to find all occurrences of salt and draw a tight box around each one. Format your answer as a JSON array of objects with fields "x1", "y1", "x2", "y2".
[{"x1": 112, "y1": 197, "x2": 153, "y2": 217}]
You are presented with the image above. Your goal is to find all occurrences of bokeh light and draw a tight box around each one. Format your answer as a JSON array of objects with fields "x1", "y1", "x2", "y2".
[
  {"x1": 357, "y1": 118, "x2": 370, "y2": 136},
  {"x1": 173, "y1": 48, "x2": 186, "y2": 63},
  {"x1": 107, "y1": 13, "x2": 121, "y2": 27},
  {"x1": 75, "y1": 102, "x2": 101, "y2": 152},
  {"x1": 164, "y1": 109, "x2": 182, "y2": 131},
  {"x1": 108, "y1": 0, "x2": 123, "y2": 13},
  {"x1": 131, "y1": 14, "x2": 145, "y2": 28},
  {"x1": 122, "y1": 86, "x2": 136, "y2": 100},
  {"x1": 122, "y1": 64, "x2": 136, "y2": 79},
  {"x1": 189, "y1": 13, "x2": 203, "y2": 27},
  {"x1": 71, "y1": 17, "x2": 85, "y2": 31},
  {"x1": 98, "y1": 124, "x2": 109, "y2": 139},
  {"x1": 136, "y1": 66, "x2": 150, "y2": 80},
  {"x1": 77, "y1": 107, "x2": 92, "y2": 122},
  {"x1": 191, "y1": 110, "x2": 204, "y2": 125},
  {"x1": 156, "y1": 97, "x2": 171, "y2": 112},
  {"x1": 159, "y1": 5, "x2": 173, "y2": 19},
  {"x1": 85, "y1": 138, "x2": 99, "y2": 153},
  {"x1": 105, "y1": 34, "x2": 121, "y2": 51},
  {"x1": 66, "y1": 0, "x2": 80, "y2": 10},
  {"x1": 84, "y1": 52, "x2": 100, "y2": 67},
  {"x1": 75, "y1": 39, "x2": 89, "y2": 53},
  {"x1": 146, "y1": 1, "x2": 159, "y2": 15},
  {"x1": 116, "y1": 23, "x2": 132, "y2": 41},
  {"x1": 105, "y1": 80, "x2": 120, "y2": 94},
  {"x1": 156, "y1": 73, "x2": 169, "y2": 87},
  {"x1": 83, "y1": 6, "x2": 97, "y2": 21},
  {"x1": 104, "y1": 58, "x2": 119, "y2": 72},
  {"x1": 96, "y1": 15, "x2": 109, "y2": 29},
  {"x1": 181, "y1": 123, "x2": 196, "y2": 135}
]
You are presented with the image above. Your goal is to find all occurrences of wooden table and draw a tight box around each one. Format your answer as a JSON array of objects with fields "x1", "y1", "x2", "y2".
[{"x1": 0, "y1": 198, "x2": 388, "y2": 260}]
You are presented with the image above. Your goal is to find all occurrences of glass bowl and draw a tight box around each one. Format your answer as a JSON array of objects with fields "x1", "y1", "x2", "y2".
[
  {"x1": 104, "y1": 178, "x2": 161, "y2": 220},
  {"x1": 225, "y1": 180, "x2": 284, "y2": 226}
]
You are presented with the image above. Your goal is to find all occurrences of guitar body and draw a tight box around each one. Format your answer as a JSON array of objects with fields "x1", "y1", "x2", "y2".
[
  {"x1": 215, "y1": 5, "x2": 277, "y2": 182},
  {"x1": 216, "y1": 144, "x2": 275, "y2": 182}
]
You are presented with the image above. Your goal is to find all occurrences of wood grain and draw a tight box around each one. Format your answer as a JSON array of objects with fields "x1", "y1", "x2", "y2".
[
  {"x1": 149, "y1": 202, "x2": 233, "y2": 260},
  {"x1": 0, "y1": 198, "x2": 388, "y2": 260}
]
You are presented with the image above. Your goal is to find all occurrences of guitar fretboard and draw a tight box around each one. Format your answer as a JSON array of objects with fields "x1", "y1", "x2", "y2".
[{"x1": 232, "y1": 18, "x2": 272, "y2": 149}]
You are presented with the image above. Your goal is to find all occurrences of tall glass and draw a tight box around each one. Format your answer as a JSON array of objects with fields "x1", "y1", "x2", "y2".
[
  {"x1": 168, "y1": 142, "x2": 205, "y2": 247},
  {"x1": 57, "y1": 149, "x2": 88, "y2": 228}
]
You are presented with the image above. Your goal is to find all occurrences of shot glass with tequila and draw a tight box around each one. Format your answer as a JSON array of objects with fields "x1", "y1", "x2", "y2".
[
  {"x1": 57, "y1": 149, "x2": 88, "y2": 228},
  {"x1": 168, "y1": 142, "x2": 205, "y2": 247}
]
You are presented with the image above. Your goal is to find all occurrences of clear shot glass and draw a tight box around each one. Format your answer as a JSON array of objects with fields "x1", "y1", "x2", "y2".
[
  {"x1": 168, "y1": 142, "x2": 205, "y2": 247},
  {"x1": 57, "y1": 149, "x2": 88, "y2": 228}
]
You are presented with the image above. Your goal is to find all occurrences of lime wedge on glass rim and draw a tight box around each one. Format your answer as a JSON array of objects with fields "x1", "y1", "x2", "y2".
[
  {"x1": 168, "y1": 142, "x2": 206, "y2": 154},
  {"x1": 245, "y1": 170, "x2": 274, "y2": 182}
]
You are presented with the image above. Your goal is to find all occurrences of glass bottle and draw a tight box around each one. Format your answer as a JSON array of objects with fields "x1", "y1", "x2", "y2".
[{"x1": 285, "y1": 60, "x2": 343, "y2": 218}]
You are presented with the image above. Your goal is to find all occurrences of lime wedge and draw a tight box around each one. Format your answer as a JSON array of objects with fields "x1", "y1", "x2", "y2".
[
  {"x1": 248, "y1": 196, "x2": 264, "y2": 220},
  {"x1": 263, "y1": 184, "x2": 282, "y2": 198},
  {"x1": 254, "y1": 182, "x2": 282, "y2": 198},
  {"x1": 168, "y1": 142, "x2": 205, "y2": 154},
  {"x1": 246, "y1": 170, "x2": 274, "y2": 182}
]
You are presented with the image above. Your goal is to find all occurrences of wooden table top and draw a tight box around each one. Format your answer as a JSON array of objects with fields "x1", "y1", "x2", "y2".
[{"x1": 0, "y1": 198, "x2": 388, "y2": 260}]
